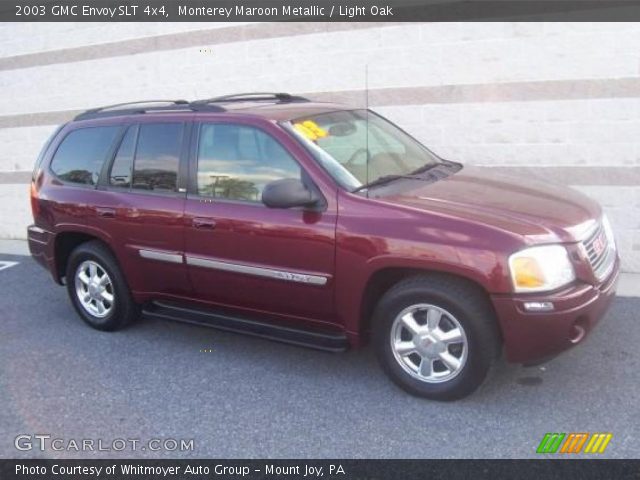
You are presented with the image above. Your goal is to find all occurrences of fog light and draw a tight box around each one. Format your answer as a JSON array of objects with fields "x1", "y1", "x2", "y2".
[{"x1": 523, "y1": 301, "x2": 554, "y2": 312}]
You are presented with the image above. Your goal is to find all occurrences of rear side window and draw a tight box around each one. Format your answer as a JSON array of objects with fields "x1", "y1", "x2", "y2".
[
  {"x1": 50, "y1": 126, "x2": 120, "y2": 185},
  {"x1": 197, "y1": 123, "x2": 301, "y2": 202},
  {"x1": 109, "y1": 125, "x2": 137, "y2": 188},
  {"x1": 132, "y1": 123, "x2": 183, "y2": 191}
]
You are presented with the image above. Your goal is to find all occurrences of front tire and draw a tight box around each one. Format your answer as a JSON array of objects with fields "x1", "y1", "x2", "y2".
[
  {"x1": 372, "y1": 274, "x2": 500, "y2": 401},
  {"x1": 66, "y1": 241, "x2": 139, "y2": 331}
]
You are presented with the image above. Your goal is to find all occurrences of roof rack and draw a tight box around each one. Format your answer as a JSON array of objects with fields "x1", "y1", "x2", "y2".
[
  {"x1": 74, "y1": 99, "x2": 224, "y2": 121},
  {"x1": 74, "y1": 93, "x2": 310, "y2": 121},
  {"x1": 191, "y1": 92, "x2": 311, "y2": 106}
]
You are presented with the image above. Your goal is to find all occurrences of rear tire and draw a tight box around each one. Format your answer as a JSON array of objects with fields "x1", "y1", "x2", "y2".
[
  {"x1": 372, "y1": 274, "x2": 500, "y2": 401},
  {"x1": 66, "y1": 240, "x2": 139, "y2": 331}
]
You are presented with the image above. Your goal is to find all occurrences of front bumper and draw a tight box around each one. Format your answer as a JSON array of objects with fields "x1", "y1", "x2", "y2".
[{"x1": 491, "y1": 258, "x2": 620, "y2": 364}]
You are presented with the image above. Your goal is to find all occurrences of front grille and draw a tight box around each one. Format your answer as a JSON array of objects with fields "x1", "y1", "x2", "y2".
[{"x1": 581, "y1": 222, "x2": 616, "y2": 281}]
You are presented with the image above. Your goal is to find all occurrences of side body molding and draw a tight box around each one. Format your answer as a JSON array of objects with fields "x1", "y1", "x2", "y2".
[
  {"x1": 137, "y1": 247, "x2": 330, "y2": 286},
  {"x1": 185, "y1": 255, "x2": 329, "y2": 286}
]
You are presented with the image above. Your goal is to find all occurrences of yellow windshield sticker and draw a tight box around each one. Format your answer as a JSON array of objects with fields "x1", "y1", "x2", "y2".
[
  {"x1": 294, "y1": 120, "x2": 328, "y2": 141},
  {"x1": 293, "y1": 123, "x2": 318, "y2": 140},
  {"x1": 302, "y1": 120, "x2": 328, "y2": 138}
]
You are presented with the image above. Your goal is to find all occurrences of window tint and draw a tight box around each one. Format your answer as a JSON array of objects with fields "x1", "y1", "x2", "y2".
[
  {"x1": 197, "y1": 124, "x2": 301, "y2": 202},
  {"x1": 132, "y1": 123, "x2": 183, "y2": 191},
  {"x1": 109, "y1": 126, "x2": 137, "y2": 188},
  {"x1": 50, "y1": 126, "x2": 119, "y2": 185},
  {"x1": 33, "y1": 125, "x2": 64, "y2": 181}
]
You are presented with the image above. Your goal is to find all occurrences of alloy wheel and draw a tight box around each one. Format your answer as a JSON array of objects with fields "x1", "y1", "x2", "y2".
[
  {"x1": 390, "y1": 303, "x2": 468, "y2": 383},
  {"x1": 74, "y1": 260, "x2": 114, "y2": 318}
]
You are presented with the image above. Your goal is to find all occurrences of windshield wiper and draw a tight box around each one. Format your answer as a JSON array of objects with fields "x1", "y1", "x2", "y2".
[
  {"x1": 408, "y1": 162, "x2": 443, "y2": 176},
  {"x1": 352, "y1": 162, "x2": 457, "y2": 193},
  {"x1": 352, "y1": 175, "x2": 413, "y2": 193}
]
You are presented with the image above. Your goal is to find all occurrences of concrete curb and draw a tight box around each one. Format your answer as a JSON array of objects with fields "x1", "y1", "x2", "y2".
[
  {"x1": 1, "y1": 239, "x2": 637, "y2": 297},
  {"x1": 0, "y1": 239, "x2": 29, "y2": 256}
]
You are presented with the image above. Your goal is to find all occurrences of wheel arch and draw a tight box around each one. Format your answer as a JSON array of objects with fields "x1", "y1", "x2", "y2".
[
  {"x1": 53, "y1": 227, "x2": 115, "y2": 284},
  {"x1": 357, "y1": 264, "x2": 499, "y2": 343}
]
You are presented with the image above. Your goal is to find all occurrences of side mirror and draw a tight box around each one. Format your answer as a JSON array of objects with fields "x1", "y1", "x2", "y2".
[{"x1": 262, "y1": 178, "x2": 320, "y2": 209}]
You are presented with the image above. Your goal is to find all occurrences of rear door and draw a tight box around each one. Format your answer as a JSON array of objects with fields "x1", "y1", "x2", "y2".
[
  {"x1": 89, "y1": 118, "x2": 192, "y2": 298},
  {"x1": 183, "y1": 118, "x2": 337, "y2": 325}
]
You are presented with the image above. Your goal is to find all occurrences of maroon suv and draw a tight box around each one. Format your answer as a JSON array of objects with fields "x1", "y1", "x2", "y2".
[{"x1": 28, "y1": 93, "x2": 619, "y2": 400}]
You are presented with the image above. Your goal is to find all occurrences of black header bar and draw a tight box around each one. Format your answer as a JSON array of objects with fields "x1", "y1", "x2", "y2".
[{"x1": 3, "y1": 0, "x2": 640, "y2": 22}]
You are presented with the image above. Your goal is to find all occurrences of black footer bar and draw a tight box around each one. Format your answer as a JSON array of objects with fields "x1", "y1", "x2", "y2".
[{"x1": 2, "y1": 459, "x2": 639, "y2": 480}]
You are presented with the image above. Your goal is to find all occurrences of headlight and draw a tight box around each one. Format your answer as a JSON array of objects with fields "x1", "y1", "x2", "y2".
[
  {"x1": 508, "y1": 245, "x2": 576, "y2": 293},
  {"x1": 601, "y1": 214, "x2": 616, "y2": 251}
]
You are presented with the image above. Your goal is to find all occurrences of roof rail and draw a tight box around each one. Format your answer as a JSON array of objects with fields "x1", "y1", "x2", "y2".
[
  {"x1": 74, "y1": 93, "x2": 310, "y2": 121},
  {"x1": 192, "y1": 92, "x2": 311, "y2": 106},
  {"x1": 74, "y1": 99, "x2": 225, "y2": 121}
]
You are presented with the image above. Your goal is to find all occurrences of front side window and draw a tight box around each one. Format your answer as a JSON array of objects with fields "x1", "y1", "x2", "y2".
[
  {"x1": 197, "y1": 123, "x2": 301, "y2": 202},
  {"x1": 132, "y1": 123, "x2": 183, "y2": 191},
  {"x1": 50, "y1": 126, "x2": 120, "y2": 185},
  {"x1": 287, "y1": 110, "x2": 442, "y2": 191}
]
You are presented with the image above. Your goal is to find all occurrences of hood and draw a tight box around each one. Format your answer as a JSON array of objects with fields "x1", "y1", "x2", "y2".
[{"x1": 377, "y1": 166, "x2": 601, "y2": 242}]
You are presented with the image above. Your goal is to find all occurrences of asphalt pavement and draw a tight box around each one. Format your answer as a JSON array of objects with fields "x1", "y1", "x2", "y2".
[{"x1": 1, "y1": 254, "x2": 638, "y2": 459}]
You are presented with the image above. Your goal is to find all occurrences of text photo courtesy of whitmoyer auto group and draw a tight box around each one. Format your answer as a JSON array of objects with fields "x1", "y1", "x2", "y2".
[{"x1": 1, "y1": 1, "x2": 640, "y2": 479}]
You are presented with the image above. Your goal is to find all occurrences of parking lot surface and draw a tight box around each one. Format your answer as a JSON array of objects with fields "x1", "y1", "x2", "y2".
[{"x1": 1, "y1": 255, "x2": 638, "y2": 458}]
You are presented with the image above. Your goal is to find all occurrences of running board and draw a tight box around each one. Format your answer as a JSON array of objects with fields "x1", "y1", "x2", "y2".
[{"x1": 142, "y1": 301, "x2": 349, "y2": 353}]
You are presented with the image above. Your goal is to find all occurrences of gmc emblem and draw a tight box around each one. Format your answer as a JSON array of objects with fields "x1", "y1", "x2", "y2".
[{"x1": 592, "y1": 233, "x2": 607, "y2": 257}]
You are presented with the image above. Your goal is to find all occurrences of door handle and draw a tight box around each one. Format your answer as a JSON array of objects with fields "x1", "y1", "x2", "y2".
[
  {"x1": 193, "y1": 217, "x2": 216, "y2": 229},
  {"x1": 96, "y1": 207, "x2": 116, "y2": 218}
]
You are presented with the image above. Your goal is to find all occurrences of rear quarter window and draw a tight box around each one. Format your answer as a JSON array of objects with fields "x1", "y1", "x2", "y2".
[
  {"x1": 32, "y1": 125, "x2": 64, "y2": 181},
  {"x1": 50, "y1": 126, "x2": 120, "y2": 185}
]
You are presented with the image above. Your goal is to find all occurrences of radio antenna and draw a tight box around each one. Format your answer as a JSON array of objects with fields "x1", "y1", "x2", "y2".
[{"x1": 365, "y1": 63, "x2": 370, "y2": 198}]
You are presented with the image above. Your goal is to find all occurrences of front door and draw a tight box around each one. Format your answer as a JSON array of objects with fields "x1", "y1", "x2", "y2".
[{"x1": 183, "y1": 119, "x2": 336, "y2": 326}]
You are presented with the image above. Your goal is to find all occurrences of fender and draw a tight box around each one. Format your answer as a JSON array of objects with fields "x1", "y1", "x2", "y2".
[{"x1": 336, "y1": 251, "x2": 509, "y2": 342}]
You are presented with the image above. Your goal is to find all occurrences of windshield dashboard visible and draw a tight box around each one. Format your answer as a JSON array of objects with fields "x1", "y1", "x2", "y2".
[{"x1": 283, "y1": 109, "x2": 450, "y2": 192}]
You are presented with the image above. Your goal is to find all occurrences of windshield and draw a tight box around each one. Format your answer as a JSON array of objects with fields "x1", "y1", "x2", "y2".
[{"x1": 286, "y1": 109, "x2": 441, "y2": 191}]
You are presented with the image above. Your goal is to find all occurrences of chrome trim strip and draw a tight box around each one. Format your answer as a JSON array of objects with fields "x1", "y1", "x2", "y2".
[
  {"x1": 577, "y1": 218, "x2": 617, "y2": 283},
  {"x1": 28, "y1": 237, "x2": 47, "y2": 245},
  {"x1": 139, "y1": 249, "x2": 183, "y2": 264},
  {"x1": 27, "y1": 225, "x2": 47, "y2": 234},
  {"x1": 569, "y1": 218, "x2": 599, "y2": 242},
  {"x1": 185, "y1": 255, "x2": 328, "y2": 286},
  {"x1": 593, "y1": 248, "x2": 617, "y2": 282}
]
